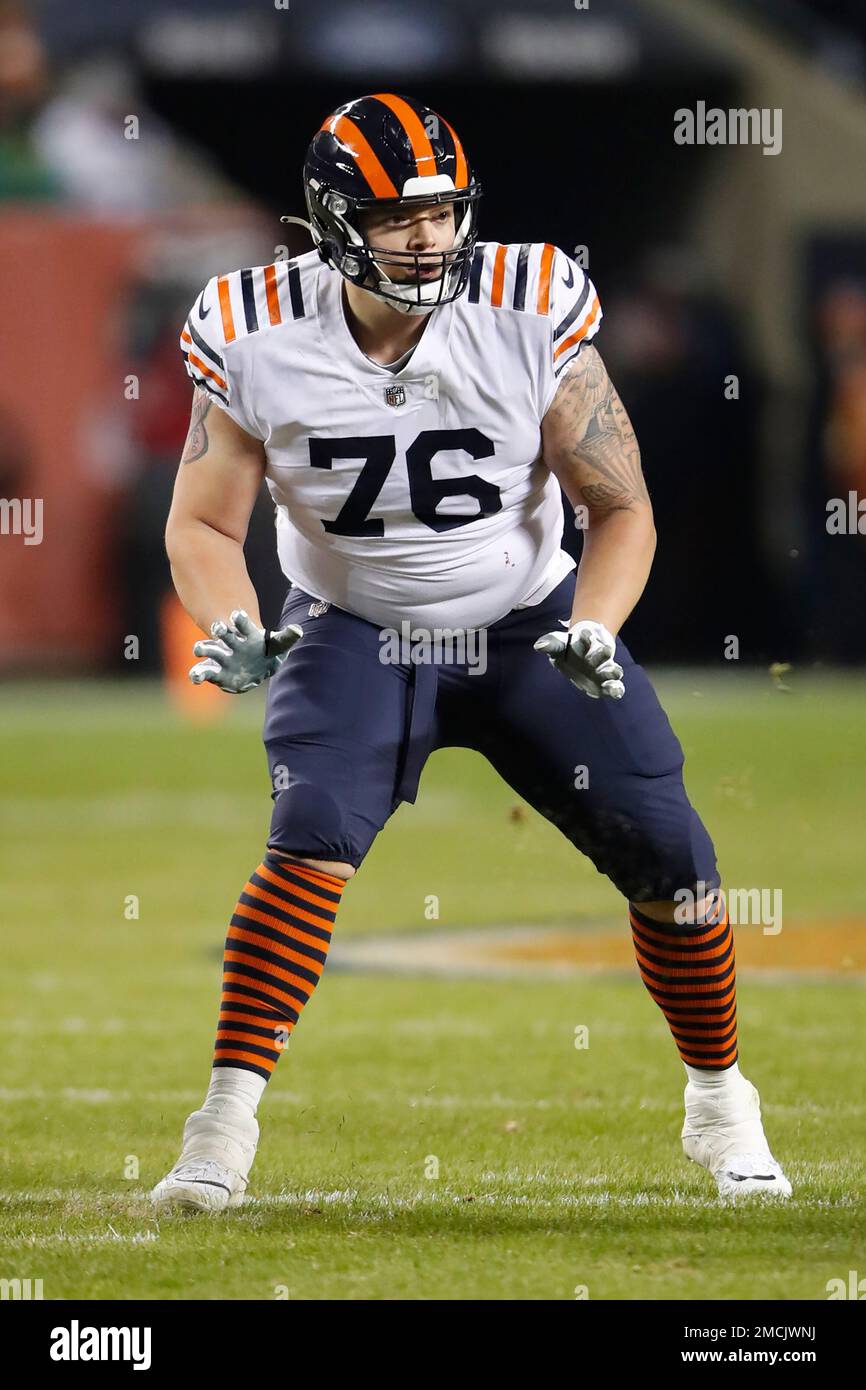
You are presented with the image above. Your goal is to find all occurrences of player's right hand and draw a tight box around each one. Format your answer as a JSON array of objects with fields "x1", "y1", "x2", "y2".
[{"x1": 189, "y1": 609, "x2": 303, "y2": 694}]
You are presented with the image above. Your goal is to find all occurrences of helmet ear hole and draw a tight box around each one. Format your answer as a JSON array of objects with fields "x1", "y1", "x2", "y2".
[{"x1": 318, "y1": 234, "x2": 341, "y2": 268}]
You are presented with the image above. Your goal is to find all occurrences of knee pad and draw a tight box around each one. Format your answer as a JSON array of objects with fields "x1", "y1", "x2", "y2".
[{"x1": 267, "y1": 775, "x2": 356, "y2": 864}]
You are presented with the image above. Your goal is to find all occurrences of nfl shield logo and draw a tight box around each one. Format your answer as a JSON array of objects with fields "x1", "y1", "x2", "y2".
[
  {"x1": 384, "y1": 384, "x2": 406, "y2": 408},
  {"x1": 308, "y1": 599, "x2": 331, "y2": 617}
]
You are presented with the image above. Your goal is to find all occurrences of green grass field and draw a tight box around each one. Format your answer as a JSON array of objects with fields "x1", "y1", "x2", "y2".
[{"x1": 1, "y1": 672, "x2": 864, "y2": 1300}]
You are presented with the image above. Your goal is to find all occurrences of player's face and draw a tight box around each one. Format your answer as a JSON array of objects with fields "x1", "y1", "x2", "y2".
[{"x1": 359, "y1": 202, "x2": 456, "y2": 282}]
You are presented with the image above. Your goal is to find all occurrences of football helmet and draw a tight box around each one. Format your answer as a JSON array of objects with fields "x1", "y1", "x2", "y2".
[{"x1": 283, "y1": 93, "x2": 482, "y2": 316}]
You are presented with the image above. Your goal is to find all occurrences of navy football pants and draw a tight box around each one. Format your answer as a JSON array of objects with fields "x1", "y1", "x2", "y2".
[{"x1": 262, "y1": 575, "x2": 720, "y2": 902}]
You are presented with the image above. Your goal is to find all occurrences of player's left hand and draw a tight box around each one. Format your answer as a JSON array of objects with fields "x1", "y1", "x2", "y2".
[
  {"x1": 533, "y1": 618, "x2": 625, "y2": 700},
  {"x1": 189, "y1": 610, "x2": 303, "y2": 694}
]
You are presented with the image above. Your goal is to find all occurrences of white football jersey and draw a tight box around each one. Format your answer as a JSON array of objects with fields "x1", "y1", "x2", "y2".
[{"x1": 180, "y1": 241, "x2": 602, "y2": 630}]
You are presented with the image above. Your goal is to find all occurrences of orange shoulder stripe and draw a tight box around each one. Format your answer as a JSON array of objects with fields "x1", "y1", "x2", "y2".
[
  {"x1": 490, "y1": 244, "x2": 507, "y2": 308},
  {"x1": 180, "y1": 339, "x2": 228, "y2": 392},
  {"x1": 263, "y1": 264, "x2": 282, "y2": 326},
  {"x1": 536, "y1": 243, "x2": 555, "y2": 315},
  {"x1": 553, "y1": 295, "x2": 601, "y2": 359},
  {"x1": 217, "y1": 275, "x2": 236, "y2": 344}
]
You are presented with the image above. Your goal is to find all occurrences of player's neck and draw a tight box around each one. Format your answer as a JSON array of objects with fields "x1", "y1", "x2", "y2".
[{"x1": 342, "y1": 282, "x2": 431, "y2": 365}]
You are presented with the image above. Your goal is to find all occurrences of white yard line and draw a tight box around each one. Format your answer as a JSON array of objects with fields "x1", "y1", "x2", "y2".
[
  {"x1": 2, "y1": 1231, "x2": 158, "y2": 1247},
  {"x1": 0, "y1": 1087, "x2": 863, "y2": 1119}
]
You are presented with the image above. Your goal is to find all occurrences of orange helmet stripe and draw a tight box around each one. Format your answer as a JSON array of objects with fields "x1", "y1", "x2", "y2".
[
  {"x1": 536, "y1": 244, "x2": 555, "y2": 315},
  {"x1": 319, "y1": 113, "x2": 400, "y2": 198},
  {"x1": 371, "y1": 93, "x2": 438, "y2": 178},
  {"x1": 442, "y1": 118, "x2": 468, "y2": 189}
]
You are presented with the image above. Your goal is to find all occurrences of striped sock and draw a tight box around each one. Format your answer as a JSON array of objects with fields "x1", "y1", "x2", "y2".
[
  {"x1": 213, "y1": 854, "x2": 346, "y2": 1081},
  {"x1": 628, "y1": 896, "x2": 738, "y2": 1071}
]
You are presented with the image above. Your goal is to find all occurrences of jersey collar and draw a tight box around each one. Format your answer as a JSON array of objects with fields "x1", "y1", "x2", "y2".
[{"x1": 316, "y1": 262, "x2": 454, "y2": 383}]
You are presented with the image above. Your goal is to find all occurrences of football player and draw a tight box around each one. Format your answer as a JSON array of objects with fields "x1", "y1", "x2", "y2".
[{"x1": 152, "y1": 93, "x2": 791, "y2": 1211}]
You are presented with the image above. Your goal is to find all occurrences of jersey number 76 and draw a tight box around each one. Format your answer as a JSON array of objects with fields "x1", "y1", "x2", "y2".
[{"x1": 309, "y1": 428, "x2": 502, "y2": 536}]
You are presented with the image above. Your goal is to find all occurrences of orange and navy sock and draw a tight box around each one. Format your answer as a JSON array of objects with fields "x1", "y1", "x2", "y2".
[
  {"x1": 628, "y1": 895, "x2": 738, "y2": 1071},
  {"x1": 212, "y1": 853, "x2": 346, "y2": 1081}
]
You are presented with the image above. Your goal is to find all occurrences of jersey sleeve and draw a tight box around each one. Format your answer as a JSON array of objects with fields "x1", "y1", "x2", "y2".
[
  {"x1": 540, "y1": 248, "x2": 603, "y2": 416},
  {"x1": 178, "y1": 277, "x2": 265, "y2": 440}
]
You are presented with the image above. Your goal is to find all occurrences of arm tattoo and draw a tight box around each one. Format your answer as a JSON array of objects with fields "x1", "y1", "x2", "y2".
[
  {"x1": 543, "y1": 345, "x2": 649, "y2": 514},
  {"x1": 181, "y1": 388, "x2": 213, "y2": 464}
]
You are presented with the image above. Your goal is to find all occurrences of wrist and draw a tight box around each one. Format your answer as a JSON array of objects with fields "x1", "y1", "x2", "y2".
[{"x1": 568, "y1": 615, "x2": 619, "y2": 641}]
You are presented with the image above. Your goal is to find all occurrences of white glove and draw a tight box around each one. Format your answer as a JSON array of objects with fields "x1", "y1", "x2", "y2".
[
  {"x1": 189, "y1": 609, "x2": 303, "y2": 694},
  {"x1": 533, "y1": 618, "x2": 625, "y2": 700}
]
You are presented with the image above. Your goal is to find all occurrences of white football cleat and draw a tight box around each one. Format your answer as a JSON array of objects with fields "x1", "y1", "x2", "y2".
[
  {"x1": 681, "y1": 1073, "x2": 792, "y2": 1201},
  {"x1": 151, "y1": 1105, "x2": 259, "y2": 1214}
]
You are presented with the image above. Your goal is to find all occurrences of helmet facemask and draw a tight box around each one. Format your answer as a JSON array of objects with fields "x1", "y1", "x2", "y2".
[{"x1": 303, "y1": 175, "x2": 482, "y2": 316}]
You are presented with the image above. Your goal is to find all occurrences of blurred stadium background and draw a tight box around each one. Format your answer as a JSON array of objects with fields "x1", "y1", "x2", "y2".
[
  {"x1": 1, "y1": 0, "x2": 864, "y2": 1301},
  {"x1": 4, "y1": 0, "x2": 866, "y2": 667}
]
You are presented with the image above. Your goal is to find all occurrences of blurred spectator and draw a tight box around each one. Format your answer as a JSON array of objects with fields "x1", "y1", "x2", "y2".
[
  {"x1": 819, "y1": 281, "x2": 866, "y2": 499},
  {"x1": 0, "y1": 1, "x2": 239, "y2": 214},
  {"x1": 0, "y1": 400, "x2": 31, "y2": 495},
  {"x1": 0, "y1": 1, "x2": 59, "y2": 200},
  {"x1": 29, "y1": 54, "x2": 238, "y2": 215},
  {"x1": 808, "y1": 278, "x2": 866, "y2": 660}
]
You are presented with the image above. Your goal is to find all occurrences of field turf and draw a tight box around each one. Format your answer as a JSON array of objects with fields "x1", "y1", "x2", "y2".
[{"x1": 0, "y1": 673, "x2": 864, "y2": 1300}]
